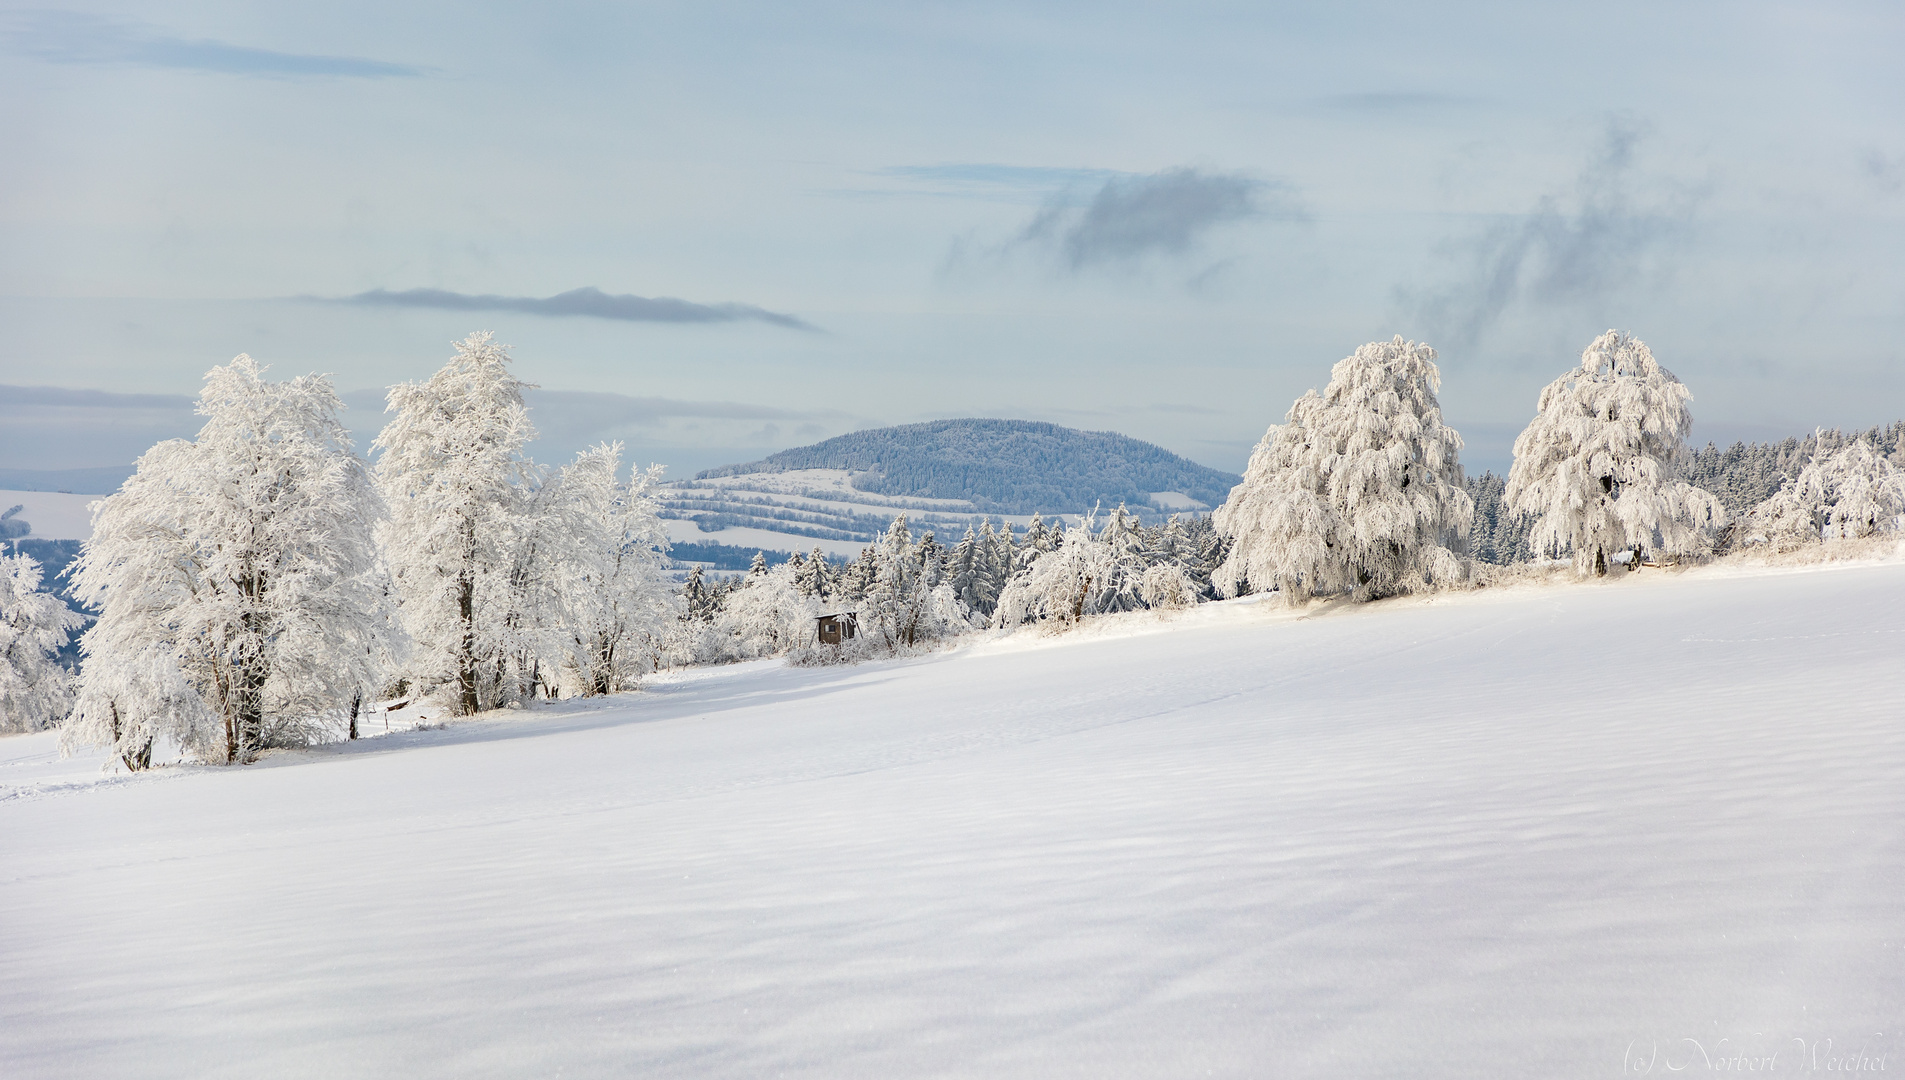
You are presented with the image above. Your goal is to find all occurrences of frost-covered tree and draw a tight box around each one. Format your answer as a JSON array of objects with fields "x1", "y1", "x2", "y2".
[
  {"x1": 793, "y1": 547, "x2": 834, "y2": 601},
  {"x1": 554, "y1": 444, "x2": 677, "y2": 695},
  {"x1": 1745, "y1": 438, "x2": 1905, "y2": 549},
  {"x1": 374, "y1": 332, "x2": 539, "y2": 715},
  {"x1": 718, "y1": 560, "x2": 813, "y2": 658},
  {"x1": 1092, "y1": 504, "x2": 1151, "y2": 613},
  {"x1": 0, "y1": 552, "x2": 83, "y2": 733},
  {"x1": 995, "y1": 514, "x2": 1117, "y2": 627},
  {"x1": 1214, "y1": 336, "x2": 1472, "y2": 602},
  {"x1": 681, "y1": 565, "x2": 720, "y2": 622},
  {"x1": 1505, "y1": 330, "x2": 1726, "y2": 575},
  {"x1": 67, "y1": 357, "x2": 392, "y2": 765},
  {"x1": 862, "y1": 515, "x2": 965, "y2": 648}
]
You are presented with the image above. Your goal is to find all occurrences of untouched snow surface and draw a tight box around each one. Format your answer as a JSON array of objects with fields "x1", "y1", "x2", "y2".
[
  {"x1": 4, "y1": 563, "x2": 1903, "y2": 1078},
  {"x1": 0, "y1": 489, "x2": 94, "y2": 540}
]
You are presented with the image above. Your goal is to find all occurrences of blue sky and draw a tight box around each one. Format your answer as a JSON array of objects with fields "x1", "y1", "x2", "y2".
[{"x1": 2, "y1": 1, "x2": 1901, "y2": 482}]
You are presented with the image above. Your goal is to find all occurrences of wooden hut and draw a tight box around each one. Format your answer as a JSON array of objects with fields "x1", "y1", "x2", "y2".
[{"x1": 816, "y1": 612, "x2": 858, "y2": 645}]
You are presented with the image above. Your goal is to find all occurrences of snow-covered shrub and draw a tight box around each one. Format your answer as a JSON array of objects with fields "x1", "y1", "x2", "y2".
[
  {"x1": 68, "y1": 357, "x2": 393, "y2": 765},
  {"x1": 1742, "y1": 438, "x2": 1905, "y2": 550},
  {"x1": 374, "y1": 332, "x2": 540, "y2": 715},
  {"x1": 1138, "y1": 562, "x2": 1200, "y2": 610},
  {"x1": 0, "y1": 552, "x2": 83, "y2": 733},
  {"x1": 1213, "y1": 336, "x2": 1472, "y2": 602},
  {"x1": 1505, "y1": 330, "x2": 1727, "y2": 575}
]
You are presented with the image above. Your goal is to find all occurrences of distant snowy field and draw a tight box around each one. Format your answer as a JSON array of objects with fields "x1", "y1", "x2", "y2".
[
  {"x1": 0, "y1": 489, "x2": 94, "y2": 540},
  {"x1": 4, "y1": 560, "x2": 1902, "y2": 1078}
]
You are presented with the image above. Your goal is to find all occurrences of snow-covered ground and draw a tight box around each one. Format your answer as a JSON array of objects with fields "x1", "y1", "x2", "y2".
[
  {"x1": 0, "y1": 489, "x2": 95, "y2": 540},
  {"x1": 4, "y1": 560, "x2": 1902, "y2": 1078}
]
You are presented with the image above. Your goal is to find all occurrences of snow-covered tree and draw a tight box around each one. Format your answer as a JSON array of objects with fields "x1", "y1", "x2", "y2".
[
  {"x1": 67, "y1": 357, "x2": 392, "y2": 765},
  {"x1": 862, "y1": 515, "x2": 965, "y2": 649},
  {"x1": 1744, "y1": 438, "x2": 1905, "y2": 549},
  {"x1": 0, "y1": 552, "x2": 83, "y2": 733},
  {"x1": 1214, "y1": 336, "x2": 1472, "y2": 602},
  {"x1": 1019, "y1": 513, "x2": 1057, "y2": 560},
  {"x1": 793, "y1": 547, "x2": 834, "y2": 601},
  {"x1": 718, "y1": 560, "x2": 813, "y2": 658},
  {"x1": 1092, "y1": 504, "x2": 1151, "y2": 612},
  {"x1": 1505, "y1": 330, "x2": 1727, "y2": 575},
  {"x1": 554, "y1": 444, "x2": 677, "y2": 695},
  {"x1": 995, "y1": 514, "x2": 1117, "y2": 627},
  {"x1": 374, "y1": 332, "x2": 539, "y2": 715}
]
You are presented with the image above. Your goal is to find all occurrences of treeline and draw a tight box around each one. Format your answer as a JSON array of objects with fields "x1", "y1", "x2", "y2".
[
  {"x1": 0, "y1": 335, "x2": 680, "y2": 764},
  {"x1": 669, "y1": 507, "x2": 1230, "y2": 664}
]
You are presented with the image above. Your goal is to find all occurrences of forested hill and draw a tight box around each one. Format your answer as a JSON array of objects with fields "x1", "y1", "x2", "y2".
[{"x1": 696, "y1": 419, "x2": 1241, "y2": 515}]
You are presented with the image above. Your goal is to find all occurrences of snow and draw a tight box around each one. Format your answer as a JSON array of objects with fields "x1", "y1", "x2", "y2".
[
  {"x1": 662, "y1": 516, "x2": 872, "y2": 559},
  {"x1": 4, "y1": 560, "x2": 1903, "y2": 1078},
  {"x1": 0, "y1": 489, "x2": 96, "y2": 540}
]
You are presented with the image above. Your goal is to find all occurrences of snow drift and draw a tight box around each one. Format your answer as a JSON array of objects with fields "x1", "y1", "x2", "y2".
[{"x1": 3, "y1": 560, "x2": 1902, "y2": 1078}]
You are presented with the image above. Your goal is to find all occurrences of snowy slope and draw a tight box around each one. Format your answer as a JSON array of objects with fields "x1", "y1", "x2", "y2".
[
  {"x1": 659, "y1": 467, "x2": 1094, "y2": 555},
  {"x1": 3, "y1": 562, "x2": 1903, "y2": 1078},
  {"x1": 0, "y1": 489, "x2": 95, "y2": 540}
]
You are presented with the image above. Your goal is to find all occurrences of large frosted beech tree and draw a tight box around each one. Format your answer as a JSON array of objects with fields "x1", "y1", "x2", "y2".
[
  {"x1": 67, "y1": 357, "x2": 391, "y2": 766},
  {"x1": 1214, "y1": 336, "x2": 1472, "y2": 602},
  {"x1": 374, "y1": 332, "x2": 539, "y2": 715},
  {"x1": 1505, "y1": 330, "x2": 1726, "y2": 575}
]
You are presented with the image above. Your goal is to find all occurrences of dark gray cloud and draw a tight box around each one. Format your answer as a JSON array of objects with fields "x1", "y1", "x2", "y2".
[
  {"x1": 1410, "y1": 118, "x2": 1706, "y2": 349},
  {"x1": 329, "y1": 287, "x2": 817, "y2": 331},
  {"x1": 4, "y1": 11, "x2": 428, "y2": 78},
  {"x1": 1017, "y1": 167, "x2": 1301, "y2": 270}
]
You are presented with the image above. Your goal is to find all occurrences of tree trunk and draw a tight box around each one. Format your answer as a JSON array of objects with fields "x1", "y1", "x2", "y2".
[{"x1": 457, "y1": 572, "x2": 479, "y2": 715}]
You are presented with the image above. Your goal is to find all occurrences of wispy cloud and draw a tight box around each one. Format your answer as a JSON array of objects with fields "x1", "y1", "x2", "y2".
[
  {"x1": 823, "y1": 163, "x2": 1129, "y2": 205},
  {"x1": 1017, "y1": 167, "x2": 1302, "y2": 270},
  {"x1": 1408, "y1": 118, "x2": 1707, "y2": 349},
  {"x1": 325, "y1": 287, "x2": 818, "y2": 331},
  {"x1": 1309, "y1": 91, "x2": 1476, "y2": 113},
  {"x1": 4, "y1": 11, "x2": 428, "y2": 78},
  {"x1": 1860, "y1": 149, "x2": 1903, "y2": 195},
  {"x1": 882, "y1": 163, "x2": 1126, "y2": 196}
]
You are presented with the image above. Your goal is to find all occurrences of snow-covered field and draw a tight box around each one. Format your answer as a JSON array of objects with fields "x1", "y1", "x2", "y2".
[
  {"x1": 0, "y1": 489, "x2": 94, "y2": 540},
  {"x1": 4, "y1": 560, "x2": 1902, "y2": 1078}
]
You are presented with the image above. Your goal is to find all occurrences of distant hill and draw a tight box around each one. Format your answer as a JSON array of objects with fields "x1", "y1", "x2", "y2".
[{"x1": 696, "y1": 419, "x2": 1239, "y2": 516}]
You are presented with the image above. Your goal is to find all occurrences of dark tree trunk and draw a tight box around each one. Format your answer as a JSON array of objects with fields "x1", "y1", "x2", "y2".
[{"x1": 457, "y1": 573, "x2": 479, "y2": 715}]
